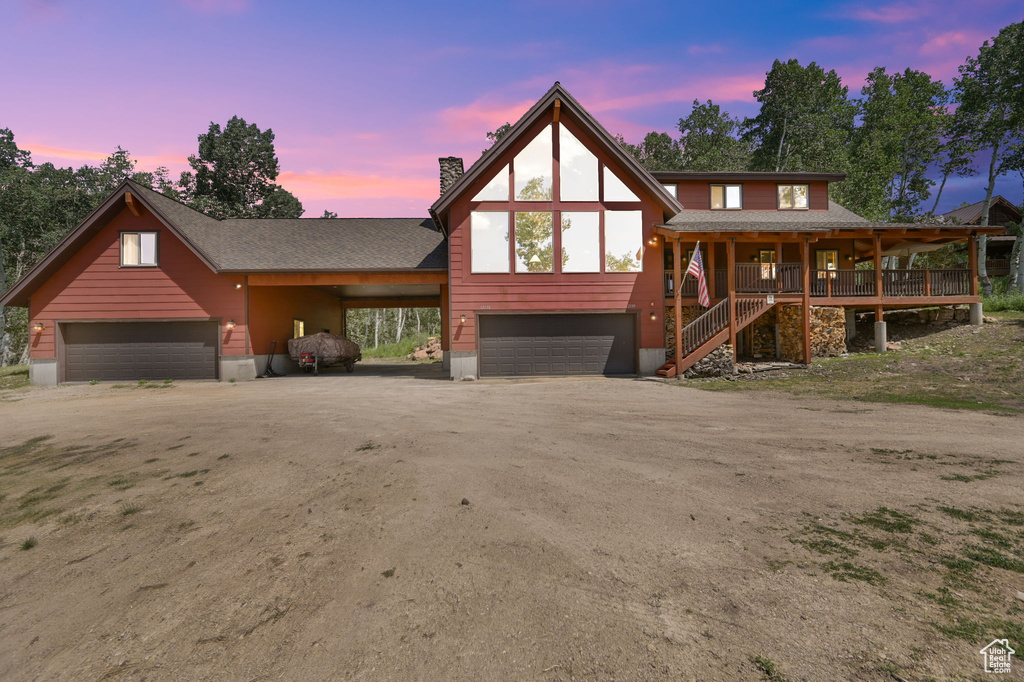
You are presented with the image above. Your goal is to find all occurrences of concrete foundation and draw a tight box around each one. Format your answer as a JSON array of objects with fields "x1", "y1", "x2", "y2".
[
  {"x1": 845, "y1": 309, "x2": 857, "y2": 342},
  {"x1": 638, "y1": 348, "x2": 667, "y2": 375},
  {"x1": 219, "y1": 356, "x2": 258, "y2": 382},
  {"x1": 28, "y1": 358, "x2": 58, "y2": 386},
  {"x1": 448, "y1": 350, "x2": 478, "y2": 381},
  {"x1": 970, "y1": 302, "x2": 984, "y2": 326},
  {"x1": 874, "y1": 321, "x2": 887, "y2": 353},
  {"x1": 252, "y1": 353, "x2": 296, "y2": 377},
  {"x1": 442, "y1": 350, "x2": 451, "y2": 372}
]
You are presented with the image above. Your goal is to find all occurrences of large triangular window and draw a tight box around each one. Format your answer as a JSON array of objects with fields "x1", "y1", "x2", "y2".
[
  {"x1": 559, "y1": 126, "x2": 598, "y2": 201},
  {"x1": 514, "y1": 124, "x2": 553, "y2": 201}
]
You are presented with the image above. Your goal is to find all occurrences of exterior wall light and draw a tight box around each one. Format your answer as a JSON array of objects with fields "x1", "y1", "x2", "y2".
[
  {"x1": 650, "y1": 312, "x2": 657, "y2": 321},
  {"x1": 460, "y1": 314, "x2": 467, "y2": 324},
  {"x1": 226, "y1": 320, "x2": 236, "y2": 330},
  {"x1": 32, "y1": 321, "x2": 44, "y2": 332},
  {"x1": 845, "y1": 255, "x2": 854, "y2": 261},
  {"x1": 234, "y1": 283, "x2": 243, "y2": 289},
  {"x1": 648, "y1": 235, "x2": 659, "y2": 246}
]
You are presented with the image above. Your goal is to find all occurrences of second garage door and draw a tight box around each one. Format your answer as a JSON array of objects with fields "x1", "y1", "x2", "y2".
[
  {"x1": 478, "y1": 314, "x2": 636, "y2": 377},
  {"x1": 63, "y1": 321, "x2": 218, "y2": 382}
]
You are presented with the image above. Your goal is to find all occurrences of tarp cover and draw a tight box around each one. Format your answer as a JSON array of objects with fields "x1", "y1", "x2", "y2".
[{"x1": 287, "y1": 333, "x2": 361, "y2": 364}]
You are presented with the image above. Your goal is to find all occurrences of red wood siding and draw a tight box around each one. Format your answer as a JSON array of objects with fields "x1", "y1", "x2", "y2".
[
  {"x1": 29, "y1": 207, "x2": 247, "y2": 359},
  {"x1": 674, "y1": 180, "x2": 829, "y2": 211},
  {"x1": 448, "y1": 113, "x2": 666, "y2": 351},
  {"x1": 248, "y1": 286, "x2": 343, "y2": 356}
]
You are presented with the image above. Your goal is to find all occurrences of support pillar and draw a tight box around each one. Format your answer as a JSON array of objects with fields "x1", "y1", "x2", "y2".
[
  {"x1": 968, "y1": 234, "x2": 979, "y2": 297},
  {"x1": 844, "y1": 308, "x2": 857, "y2": 343},
  {"x1": 970, "y1": 302, "x2": 983, "y2": 326},
  {"x1": 801, "y1": 238, "x2": 812, "y2": 365},
  {"x1": 673, "y1": 238, "x2": 682, "y2": 363},
  {"x1": 707, "y1": 242, "x2": 717, "y2": 299},
  {"x1": 874, "y1": 321, "x2": 888, "y2": 353},
  {"x1": 873, "y1": 233, "x2": 884, "y2": 298},
  {"x1": 727, "y1": 238, "x2": 737, "y2": 360}
]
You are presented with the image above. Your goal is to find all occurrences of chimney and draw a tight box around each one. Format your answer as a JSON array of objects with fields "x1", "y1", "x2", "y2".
[{"x1": 439, "y1": 156, "x2": 464, "y2": 196}]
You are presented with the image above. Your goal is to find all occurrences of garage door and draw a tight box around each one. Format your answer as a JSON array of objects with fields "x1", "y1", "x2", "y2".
[
  {"x1": 478, "y1": 314, "x2": 636, "y2": 377},
  {"x1": 63, "y1": 322, "x2": 218, "y2": 382}
]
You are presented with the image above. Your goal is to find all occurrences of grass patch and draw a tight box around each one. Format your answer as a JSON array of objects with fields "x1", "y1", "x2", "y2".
[
  {"x1": 0, "y1": 365, "x2": 30, "y2": 390},
  {"x1": 356, "y1": 441, "x2": 381, "y2": 452},
  {"x1": 963, "y1": 546, "x2": 1024, "y2": 573},
  {"x1": 107, "y1": 476, "x2": 134, "y2": 491},
  {"x1": 937, "y1": 506, "x2": 987, "y2": 522},
  {"x1": 217, "y1": 454, "x2": 230, "y2": 460},
  {"x1": 119, "y1": 502, "x2": 142, "y2": 516},
  {"x1": 934, "y1": 616, "x2": 1024, "y2": 644},
  {"x1": 750, "y1": 655, "x2": 789, "y2": 682},
  {"x1": 848, "y1": 507, "x2": 919, "y2": 533},
  {"x1": 797, "y1": 538, "x2": 856, "y2": 556},
  {"x1": 361, "y1": 333, "x2": 435, "y2": 360},
  {"x1": 923, "y1": 587, "x2": 961, "y2": 608},
  {"x1": 20, "y1": 536, "x2": 37, "y2": 550},
  {"x1": 821, "y1": 561, "x2": 887, "y2": 585}
]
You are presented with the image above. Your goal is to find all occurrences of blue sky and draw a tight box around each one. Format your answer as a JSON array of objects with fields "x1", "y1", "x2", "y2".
[{"x1": 2, "y1": 0, "x2": 1021, "y2": 216}]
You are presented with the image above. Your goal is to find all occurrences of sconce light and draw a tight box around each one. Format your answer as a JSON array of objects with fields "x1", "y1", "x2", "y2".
[
  {"x1": 460, "y1": 314, "x2": 467, "y2": 324},
  {"x1": 649, "y1": 312, "x2": 657, "y2": 321},
  {"x1": 750, "y1": 254, "x2": 759, "y2": 262},
  {"x1": 845, "y1": 254, "x2": 854, "y2": 261},
  {"x1": 226, "y1": 320, "x2": 236, "y2": 330},
  {"x1": 32, "y1": 321, "x2": 44, "y2": 332},
  {"x1": 234, "y1": 283, "x2": 243, "y2": 290},
  {"x1": 648, "y1": 235, "x2": 659, "y2": 246}
]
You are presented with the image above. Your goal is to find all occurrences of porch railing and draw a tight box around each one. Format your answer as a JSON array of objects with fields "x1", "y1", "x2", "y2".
[{"x1": 666, "y1": 265, "x2": 975, "y2": 299}]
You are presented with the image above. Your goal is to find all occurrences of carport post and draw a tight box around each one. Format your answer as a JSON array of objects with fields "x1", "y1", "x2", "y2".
[{"x1": 673, "y1": 237, "x2": 682, "y2": 364}]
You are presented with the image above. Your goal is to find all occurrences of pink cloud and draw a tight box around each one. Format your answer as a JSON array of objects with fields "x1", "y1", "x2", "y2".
[
  {"x1": 277, "y1": 171, "x2": 437, "y2": 201},
  {"x1": 24, "y1": 143, "x2": 187, "y2": 169},
  {"x1": 435, "y1": 97, "x2": 536, "y2": 142},
  {"x1": 918, "y1": 29, "x2": 986, "y2": 56},
  {"x1": 846, "y1": 2, "x2": 926, "y2": 23},
  {"x1": 587, "y1": 75, "x2": 763, "y2": 112}
]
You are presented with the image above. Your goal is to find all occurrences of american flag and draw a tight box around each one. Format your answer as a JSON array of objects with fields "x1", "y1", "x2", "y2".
[{"x1": 685, "y1": 241, "x2": 711, "y2": 308}]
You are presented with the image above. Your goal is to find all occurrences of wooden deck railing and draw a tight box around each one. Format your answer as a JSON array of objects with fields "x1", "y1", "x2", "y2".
[
  {"x1": 987, "y1": 258, "x2": 1010, "y2": 272},
  {"x1": 667, "y1": 266, "x2": 975, "y2": 299},
  {"x1": 681, "y1": 297, "x2": 730, "y2": 355}
]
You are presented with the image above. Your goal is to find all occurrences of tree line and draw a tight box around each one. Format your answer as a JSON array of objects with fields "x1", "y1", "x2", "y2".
[{"x1": 344, "y1": 308, "x2": 442, "y2": 351}]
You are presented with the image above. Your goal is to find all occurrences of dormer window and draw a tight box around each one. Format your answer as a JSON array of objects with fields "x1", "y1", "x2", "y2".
[
  {"x1": 710, "y1": 184, "x2": 742, "y2": 210},
  {"x1": 778, "y1": 184, "x2": 809, "y2": 210},
  {"x1": 121, "y1": 232, "x2": 158, "y2": 267}
]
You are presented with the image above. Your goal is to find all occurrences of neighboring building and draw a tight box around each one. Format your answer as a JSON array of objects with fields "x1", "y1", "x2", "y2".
[
  {"x1": 0, "y1": 83, "x2": 1003, "y2": 384},
  {"x1": 939, "y1": 196, "x2": 1021, "y2": 276}
]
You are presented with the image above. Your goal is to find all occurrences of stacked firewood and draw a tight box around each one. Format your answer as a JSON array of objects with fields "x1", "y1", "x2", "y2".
[
  {"x1": 778, "y1": 305, "x2": 847, "y2": 363},
  {"x1": 749, "y1": 307, "x2": 777, "y2": 358},
  {"x1": 664, "y1": 305, "x2": 704, "y2": 358},
  {"x1": 407, "y1": 337, "x2": 443, "y2": 361}
]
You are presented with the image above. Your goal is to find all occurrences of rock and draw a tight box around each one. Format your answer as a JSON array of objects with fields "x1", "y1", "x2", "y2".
[
  {"x1": 461, "y1": 498, "x2": 470, "y2": 506},
  {"x1": 682, "y1": 344, "x2": 734, "y2": 379},
  {"x1": 1015, "y1": 591, "x2": 1024, "y2": 603},
  {"x1": 984, "y1": 316, "x2": 997, "y2": 324},
  {"x1": 461, "y1": 375, "x2": 476, "y2": 381}
]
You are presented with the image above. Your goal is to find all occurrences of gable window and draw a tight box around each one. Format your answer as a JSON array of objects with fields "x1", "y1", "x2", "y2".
[
  {"x1": 815, "y1": 249, "x2": 839, "y2": 278},
  {"x1": 514, "y1": 124, "x2": 553, "y2": 201},
  {"x1": 710, "y1": 184, "x2": 742, "y2": 210},
  {"x1": 604, "y1": 211, "x2": 643, "y2": 272},
  {"x1": 472, "y1": 164, "x2": 509, "y2": 201},
  {"x1": 559, "y1": 126, "x2": 598, "y2": 201},
  {"x1": 603, "y1": 166, "x2": 639, "y2": 202},
  {"x1": 661, "y1": 183, "x2": 678, "y2": 199},
  {"x1": 561, "y1": 212, "x2": 600, "y2": 273},
  {"x1": 514, "y1": 212, "x2": 554, "y2": 273},
  {"x1": 471, "y1": 211, "x2": 511, "y2": 273},
  {"x1": 293, "y1": 319, "x2": 305, "y2": 338},
  {"x1": 121, "y1": 232, "x2": 158, "y2": 267},
  {"x1": 778, "y1": 184, "x2": 809, "y2": 209}
]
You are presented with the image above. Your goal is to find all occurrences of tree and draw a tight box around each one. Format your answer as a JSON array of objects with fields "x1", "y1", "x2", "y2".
[
  {"x1": 621, "y1": 132, "x2": 683, "y2": 171},
  {"x1": 678, "y1": 99, "x2": 750, "y2": 171},
  {"x1": 929, "y1": 111, "x2": 978, "y2": 215},
  {"x1": 742, "y1": 59, "x2": 856, "y2": 175},
  {"x1": 845, "y1": 67, "x2": 948, "y2": 221},
  {"x1": 513, "y1": 177, "x2": 556, "y2": 272},
  {"x1": 178, "y1": 116, "x2": 303, "y2": 219},
  {"x1": 953, "y1": 21, "x2": 1024, "y2": 294},
  {"x1": 321, "y1": 210, "x2": 339, "y2": 219},
  {"x1": 486, "y1": 123, "x2": 513, "y2": 149}
]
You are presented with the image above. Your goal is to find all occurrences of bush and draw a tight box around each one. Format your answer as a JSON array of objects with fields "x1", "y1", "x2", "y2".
[
  {"x1": 360, "y1": 333, "x2": 433, "y2": 359},
  {"x1": 983, "y1": 277, "x2": 1024, "y2": 312}
]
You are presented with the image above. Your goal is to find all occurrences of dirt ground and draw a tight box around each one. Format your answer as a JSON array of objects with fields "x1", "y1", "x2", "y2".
[{"x1": 1, "y1": 368, "x2": 1022, "y2": 681}]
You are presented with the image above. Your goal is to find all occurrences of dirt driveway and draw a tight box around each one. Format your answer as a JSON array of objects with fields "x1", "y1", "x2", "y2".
[{"x1": 0, "y1": 370, "x2": 1021, "y2": 680}]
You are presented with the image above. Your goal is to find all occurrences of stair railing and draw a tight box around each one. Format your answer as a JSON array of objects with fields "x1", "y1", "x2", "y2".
[{"x1": 680, "y1": 297, "x2": 731, "y2": 355}]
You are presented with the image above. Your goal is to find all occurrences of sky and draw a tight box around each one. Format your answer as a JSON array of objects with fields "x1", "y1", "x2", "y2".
[{"x1": 2, "y1": 0, "x2": 1021, "y2": 218}]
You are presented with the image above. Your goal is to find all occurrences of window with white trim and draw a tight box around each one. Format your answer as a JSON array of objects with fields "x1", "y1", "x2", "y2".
[
  {"x1": 778, "y1": 184, "x2": 809, "y2": 209},
  {"x1": 710, "y1": 184, "x2": 742, "y2": 210},
  {"x1": 121, "y1": 232, "x2": 158, "y2": 267}
]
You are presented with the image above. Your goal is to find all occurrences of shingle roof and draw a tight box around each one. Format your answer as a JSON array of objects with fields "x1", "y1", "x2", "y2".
[
  {"x1": 661, "y1": 202, "x2": 879, "y2": 232},
  {"x1": 939, "y1": 195, "x2": 1021, "y2": 225},
  {"x1": 129, "y1": 182, "x2": 446, "y2": 271}
]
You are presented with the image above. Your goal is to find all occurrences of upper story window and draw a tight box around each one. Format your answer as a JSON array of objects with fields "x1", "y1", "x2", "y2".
[
  {"x1": 515, "y1": 124, "x2": 553, "y2": 200},
  {"x1": 121, "y1": 232, "x2": 158, "y2": 267},
  {"x1": 661, "y1": 183, "x2": 677, "y2": 199},
  {"x1": 471, "y1": 212, "x2": 511, "y2": 273},
  {"x1": 710, "y1": 184, "x2": 742, "y2": 210},
  {"x1": 778, "y1": 184, "x2": 809, "y2": 210},
  {"x1": 472, "y1": 164, "x2": 509, "y2": 201},
  {"x1": 559, "y1": 125, "x2": 598, "y2": 201}
]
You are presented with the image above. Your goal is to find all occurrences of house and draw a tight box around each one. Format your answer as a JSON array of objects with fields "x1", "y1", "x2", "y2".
[
  {"x1": 940, "y1": 196, "x2": 1021, "y2": 276},
  {"x1": 0, "y1": 83, "x2": 1003, "y2": 384}
]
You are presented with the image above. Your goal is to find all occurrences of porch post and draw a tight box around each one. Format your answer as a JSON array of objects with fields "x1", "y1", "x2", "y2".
[
  {"x1": 673, "y1": 237, "x2": 682, "y2": 364},
  {"x1": 968, "y1": 234, "x2": 979, "y2": 296},
  {"x1": 440, "y1": 283, "x2": 451, "y2": 352},
  {"x1": 775, "y1": 240, "x2": 783, "y2": 289},
  {"x1": 801, "y1": 238, "x2": 812, "y2": 365},
  {"x1": 873, "y1": 232, "x2": 883, "y2": 299},
  {"x1": 727, "y1": 238, "x2": 737, "y2": 360},
  {"x1": 707, "y1": 241, "x2": 717, "y2": 299}
]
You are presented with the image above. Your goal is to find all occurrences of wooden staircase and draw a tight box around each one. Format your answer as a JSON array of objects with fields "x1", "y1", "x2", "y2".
[{"x1": 656, "y1": 296, "x2": 774, "y2": 378}]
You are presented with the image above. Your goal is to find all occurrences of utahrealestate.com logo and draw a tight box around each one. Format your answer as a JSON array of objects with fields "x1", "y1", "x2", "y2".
[{"x1": 980, "y1": 639, "x2": 1015, "y2": 674}]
